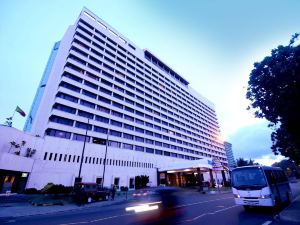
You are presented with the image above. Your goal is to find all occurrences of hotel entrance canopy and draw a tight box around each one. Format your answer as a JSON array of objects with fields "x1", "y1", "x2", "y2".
[{"x1": 158, "y1": 158, "x2": 213, "y2": 173}]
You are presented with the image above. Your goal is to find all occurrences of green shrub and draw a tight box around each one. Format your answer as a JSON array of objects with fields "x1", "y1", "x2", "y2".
[
  {"x1": 41, "y1": 183, "x2": 73, "y2": 194},
  {"x1": 24, "y1": 188, "x2": 40, "y2": 194}
]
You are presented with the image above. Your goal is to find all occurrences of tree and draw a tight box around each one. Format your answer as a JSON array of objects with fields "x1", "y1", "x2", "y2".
[
  {"x1": 246, "y1": 33, "x2": 300, "y2": 163},
  {"x1": 236, "y1": 157, "x2": 258, "y2": 167},
  {"x1": 272, "y1": 159, "x2": 300, "y2": 178}
]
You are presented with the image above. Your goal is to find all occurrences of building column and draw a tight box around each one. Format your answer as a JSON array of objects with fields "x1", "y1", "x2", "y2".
[
  {"x1": 209, "y1": 169, "x2": 214, "y2": 187},
  {"x1": 221, "y1": 170, "x2": 227, "y2": 185}
]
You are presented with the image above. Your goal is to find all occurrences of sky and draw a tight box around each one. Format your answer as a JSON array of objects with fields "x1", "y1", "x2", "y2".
[{"x1": 1, "y1": 0, "x2": 299, "y2": 165}]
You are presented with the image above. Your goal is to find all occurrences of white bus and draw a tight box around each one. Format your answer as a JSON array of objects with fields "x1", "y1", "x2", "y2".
[{"x1": 231, "y1": 166, "x2": 292, "y2": 209}]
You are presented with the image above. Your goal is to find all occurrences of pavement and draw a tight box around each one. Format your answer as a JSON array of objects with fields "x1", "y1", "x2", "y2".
[
  {"x1": 0, "y1": 192, "x2": 130, "y2": 218},
  {"x1": 277, "y1": 194, "x2": 300, "y2": 224}
]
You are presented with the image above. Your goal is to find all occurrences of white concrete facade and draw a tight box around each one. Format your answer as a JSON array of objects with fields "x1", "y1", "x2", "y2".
[{"x1": 2, "y1": 8, "x2": 228, "y2": 191}]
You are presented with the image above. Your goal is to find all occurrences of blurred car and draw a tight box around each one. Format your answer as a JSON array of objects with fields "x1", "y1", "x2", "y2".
[
  {"x1": 74, "y1": 182, "x2": 110, "y2": 203},
  {"x1": 126, "y1": 187, "x2": 182, "y2": 225}
]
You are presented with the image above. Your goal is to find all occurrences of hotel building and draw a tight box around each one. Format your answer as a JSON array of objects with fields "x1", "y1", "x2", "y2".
[{"x1": 0, "y1": 8, "x2": 227, "y2": 192}]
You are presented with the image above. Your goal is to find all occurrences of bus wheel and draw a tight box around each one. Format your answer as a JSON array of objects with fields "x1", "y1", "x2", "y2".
[{"x1": 243, "y1": 205, "x2": 251, "y2": 210}]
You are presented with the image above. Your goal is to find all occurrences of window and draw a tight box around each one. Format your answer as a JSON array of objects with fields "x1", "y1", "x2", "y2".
[
  {"x1": 92, "y1": 137, "x2": 106, "y2": 145},
  {"x1": 125, "y1": 106, "x2": 134, "y2": 113},
  {"x1": 135, "y1": 146, "x2": 144, "y2": 152},
  {"x1": 95, "y1": 115, "x2": 109, "y2": 123},
  {"x1": 146, "y1": 148, "x2": 154, "y2": 153},
  {"x1": 96, "y1": 106, "x2": 110, "y2": 113},
  {"x1": 125, "y1": 98, "x2": 134, "y2": 105},
  {"x1": 155, "y1": 149, "x2": 163, "y2": 155},
  {"x1": 82, "y1": 89, "x2": 97, "y2": 99},
  {"x1": 112, "y1": 101, "x2": 123, "y2": 109},
  {"x1": 154, "y1": 133, "x2": 162, "y2": 138},
  {"x1": 46, "y1": 129, "x2": 71, "y2": 139},
  {"x1": 109, "y1": 141, "x2": 121, "y2": 148},
  {"x1": 124, "y1": 124, "x2": 134, "y2": 130},
  {"x1": 124, "y1": 115, "x2": 134, "y2": 121},
  {"x1": 113, "y1": 93, "x2": 124, "y2": 100},
  {"x1": 73, "y1": 134, "x2": 90, "y2": 142},
  {"x1": 111, "y1": 120, "x2": 122, "y2": 127},
  {"x1": 75, "y1": 121, "x2": 92, "y2": 130},
  {"x1": 164, "y1": 151, "x2": 171, "y2": 156},
  {"x1": 145, "y1": 122, "x2": 153, "y2": 128},
  {"x1": 155, "y1": 141, "x2": 162, "y2": 146},
  {"x1": 135, "y1": 111, "x2": 144, "y2": 117},
  {"x1": 78, "y1": 110, "x2": 94, "y2": 119},
  {"x1": 53, "y1": 103, "x2": 76, "y2": 114},
  {"x1": 56, "y1": 92, "x2": 78, "y2": 103},
  {"x1": 49, "y1": 116, "x2": 73, "y2": 126},
  {"x1": 124, "y1": 133, "x2": 134, "y2": 140},
  {"x1": 94, "y1": 126, "x2": 108, "y2": 134},
  {"x1": 135, "y1": 127, "x2": 144, "y2": 133},
  {"x1": 135, "y1": 118, "x2": 144, "y2": 125},
  {"x1": 100, "y1": 87, "x2": 112, "y2": 95},
  {"x1": 84, "y1": 80, "x2": 98, "y2": 90},
  {"x1": 60, "y1": 81, "x2": 81, "y2": 92},
  {"x1": 123, "y1": 143, "x2": 133, "y2": 150},
  {"x1": 98, "y1": 96, "x2": 111, "y2": 104},
  {"x1": 145, "y1": 139, "x2": 154, "y2": 144},
  {"x1": 145, "y1": 130, "x2": 153, "y2": 136},
  {"x1": 111, "y1": 110, "x2": 123, "y2": 118},
  {"x1": 110, "y1": 130, "x2": 122, "y2": 137},
  {"x1": 80, "y1": 100, "x2": 95, "y2": 109},
  {"x1": 135, "y1": 136, "x2": 144, "y2": 142}
]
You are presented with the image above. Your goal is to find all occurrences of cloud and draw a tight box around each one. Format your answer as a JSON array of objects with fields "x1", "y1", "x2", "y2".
[
  {"x1": 228, "y1": 121, "x2": 273, "y2": 159},
  {"x1": 254, "y1": 154, "x2": 285, "y2": 166}
]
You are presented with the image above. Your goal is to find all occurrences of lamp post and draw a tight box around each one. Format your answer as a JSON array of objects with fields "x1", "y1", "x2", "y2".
[
  {"x1": 76, "y1": 118, "x2": 90, "y2": 183},
  {"x1": 101, "y1": 132, "x2": 109, "y2": 188}
]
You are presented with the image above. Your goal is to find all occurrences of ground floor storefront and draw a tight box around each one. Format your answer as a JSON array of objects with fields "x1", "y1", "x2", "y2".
[{"x1": 0, "y1": 169, "x2": 29, "y2": 193}]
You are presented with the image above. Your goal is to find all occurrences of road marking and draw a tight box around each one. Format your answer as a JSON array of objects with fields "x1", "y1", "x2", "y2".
[
  {"x1": 3, "y1": 220, "x2": 16, "y2": 223},
  {"x1": 177, "y1": 196, "x2": 233, "y2": 208},
  {"x1": 183, "y1": 204, "x2": 239, "y2": 222},
  {"x1": 60, "y1": 196, "x2": 234, "y2": 225},
  {"x1": 261, "y1": 221, "x2": 272, "y2": 225},
  {"x1": 59, "y1": 214, "x2": 132, "y2": 225}
]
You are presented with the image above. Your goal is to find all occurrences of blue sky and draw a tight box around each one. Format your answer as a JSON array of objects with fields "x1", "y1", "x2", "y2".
[{"x1": 1, "y1": 0, "x2": 299, "y2": 165}]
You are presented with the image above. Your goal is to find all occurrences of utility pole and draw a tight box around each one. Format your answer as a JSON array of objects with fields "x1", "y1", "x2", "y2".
[
  {"x1": 101, "y1": 132, "x2": 109, "y2": 188},
  {"x1": 77, "y1": 118, "x2": 90, "y2": 183}
]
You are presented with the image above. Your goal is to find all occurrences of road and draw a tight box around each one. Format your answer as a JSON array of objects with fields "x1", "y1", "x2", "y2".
[{"x1": 2, "y1": 183, "x2": 300, "y2": 225}]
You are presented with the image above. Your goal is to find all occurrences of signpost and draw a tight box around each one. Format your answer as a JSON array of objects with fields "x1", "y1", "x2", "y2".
[{"x1": 212, "y1": 158, "x2": 222, "y2": 193}]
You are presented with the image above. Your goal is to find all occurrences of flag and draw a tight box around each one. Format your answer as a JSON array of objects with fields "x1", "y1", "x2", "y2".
[{"x1": 15, "y1": 106, "x2": 26, "y2": 117}]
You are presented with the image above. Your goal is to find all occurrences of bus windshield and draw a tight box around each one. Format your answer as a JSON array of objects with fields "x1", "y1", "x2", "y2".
[{"x1": 232, "y1": 167, "x2": 267, "y2": 190}]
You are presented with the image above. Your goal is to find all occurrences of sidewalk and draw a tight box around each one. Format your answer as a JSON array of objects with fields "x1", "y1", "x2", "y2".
[
  {"x1": 278, "y1": 195, "x2": 300, "y2": 224},
  {"x1": 0, "y1": 193, "x2": 130, "y2": 218}
]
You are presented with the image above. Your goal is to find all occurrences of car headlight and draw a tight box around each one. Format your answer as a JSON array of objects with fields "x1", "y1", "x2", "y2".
[
  {"x1": 233, "y1": 194, "x2": 240, "y2": 198},
  {"x1": 261, "y1": 194, "x2": 272, "y2": 199}
]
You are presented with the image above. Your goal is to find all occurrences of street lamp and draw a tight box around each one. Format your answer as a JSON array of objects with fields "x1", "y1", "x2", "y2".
[
  {"x1": 76, "y1": 118, "x2": 90, "y2": 183},
  {"x1": 101, "y1": 131, "x2": 109, "y2": 188}
]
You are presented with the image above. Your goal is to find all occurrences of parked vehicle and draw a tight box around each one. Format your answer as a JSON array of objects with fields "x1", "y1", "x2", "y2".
[
  {"x1": 74, "y1": 182, "x2": 110, "y2": 203},
  {"x1": 231, "y1": 166, "x2": 292, "y2": 209}
]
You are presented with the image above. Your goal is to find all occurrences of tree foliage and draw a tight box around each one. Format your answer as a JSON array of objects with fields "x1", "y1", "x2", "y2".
[
  {"x1": 236, "y1": 157, "x2": 258, "y2": 167},
  {"x1": 272, "y1": 159, "x2": 300, "y2": 178},
  {"x1": 246, "y1": 33, "x2": 300, "y2": 163}
]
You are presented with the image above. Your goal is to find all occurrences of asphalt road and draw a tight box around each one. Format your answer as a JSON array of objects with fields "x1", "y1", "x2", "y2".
[{"x1": 2, "y1": 183, "x2": 300, "y2": 225}]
